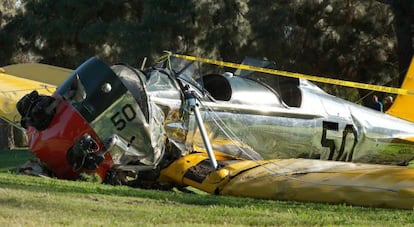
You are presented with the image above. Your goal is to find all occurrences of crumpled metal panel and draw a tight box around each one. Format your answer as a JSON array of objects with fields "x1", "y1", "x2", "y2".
[
  {"x1": 57, "y1": 58, "x2": 167, "y2": 168},
  {"x1": 91, "y1": 65, "x2": 166, "y2": 167},
  {"x1": 89, "y1": 91, "x2": 162, "y2": 165}
]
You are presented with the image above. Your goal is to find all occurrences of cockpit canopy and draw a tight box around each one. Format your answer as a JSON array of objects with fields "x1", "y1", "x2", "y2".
[{"x1": 166, "y1": 55, "x2": 302, "y2": 108}]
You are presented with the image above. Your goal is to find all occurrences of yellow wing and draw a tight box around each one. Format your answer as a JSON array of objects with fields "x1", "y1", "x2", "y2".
[
  {"x1": 160, "y1": 152, "x2": 414, "y2": 209},
  {"x1": 0, "y1": 63, "x2": 72, "y2": 125},
  {"x1": 2, "y1": 63, "x2": 72, "y2": 86}
]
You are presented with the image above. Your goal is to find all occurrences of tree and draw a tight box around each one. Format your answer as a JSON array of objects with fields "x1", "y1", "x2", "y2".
[
  {"x1": 5, "y1": 0, "x2": 401, "y2": 101},
  {"x1": 134, "y1": 0, "x2": 251, "y2": 65},
  {"x1": 376, "y1": 0, "x2": 414, "y2": 86},
  {"x1": 192, "y1": 0, "x2": 251, "y2": 62},
  {"x1": 0, "y1": 0, "x2": 20, "y2": 150},
  {"x1": 8, "y1": 0, "x2": 146, "y2": 68},
  {"x1": 119, "y1": 0, "x2": 198, "y2": 65},
  {"x1": 0, "y1": 0, "x2": 18, "y2": 66},
  {"x1": 246, "y1": 0, "x2": 398, "y2": 102},
  {"x1": 8, "y1": 0, "x2": 254, "y2": 68}
]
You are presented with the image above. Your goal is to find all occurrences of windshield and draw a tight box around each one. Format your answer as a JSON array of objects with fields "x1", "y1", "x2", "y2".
[{"x1": 167, "y1": 56, "x2": 204, "y2": 91}]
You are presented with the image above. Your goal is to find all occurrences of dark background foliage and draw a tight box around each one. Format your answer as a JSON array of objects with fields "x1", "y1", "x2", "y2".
[{"x1": 0, "y1": 0, "x2": 413, "y2": 102}]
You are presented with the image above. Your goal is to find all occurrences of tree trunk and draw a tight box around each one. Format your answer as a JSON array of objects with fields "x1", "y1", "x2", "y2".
[
  {"x1": 394, "y1": 4, "x2": 414, "y2": 86},
  {"x1": 376, "y1": 0, "x2": 414, "y2": 86},
  {"x1": 13, "y1": 126, "x2": 28, "y2": 147},
  {"x1": 0, "y1": 119, "x2": 27, "y2": 150},
  {"x1": 0, "y1": 118, "x2": 12, "y2": 150}
]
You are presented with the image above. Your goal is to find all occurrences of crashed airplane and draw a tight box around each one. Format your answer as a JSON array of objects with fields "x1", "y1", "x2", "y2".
[{"x1": 2, "y1": 54, "x2": 414, "y2": 209}]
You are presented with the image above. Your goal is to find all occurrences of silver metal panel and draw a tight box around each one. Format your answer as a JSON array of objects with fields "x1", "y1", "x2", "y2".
[{"x1": 93, "y1": 57, "x2": 414, "y2": 167}]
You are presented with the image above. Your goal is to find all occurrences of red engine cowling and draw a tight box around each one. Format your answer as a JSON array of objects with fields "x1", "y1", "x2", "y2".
[{"x1": 27, "y1": 97, "x2": 113, "y2": 180}]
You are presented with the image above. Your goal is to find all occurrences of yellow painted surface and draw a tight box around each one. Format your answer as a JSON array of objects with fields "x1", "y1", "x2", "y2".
[
  {"x1": 160, "y1": 152, "x2": 414, "y2": 209},
  {"x1": 0, "y1": 72, "x2": 56, "y2": 123},
  {"x1": 220, "y1": 158, "x2": 414, "y2": 209},
  {"x1": 2, "y1": 63, "x2": 71, "y2": 86},
  {"x1": 0, "y1": 63, "x2": 71, "y2": 124}
]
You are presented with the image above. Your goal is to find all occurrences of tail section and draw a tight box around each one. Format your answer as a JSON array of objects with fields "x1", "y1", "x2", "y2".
[{"x1": 387, "y1": 57, "x2": 414, "y2": 122}]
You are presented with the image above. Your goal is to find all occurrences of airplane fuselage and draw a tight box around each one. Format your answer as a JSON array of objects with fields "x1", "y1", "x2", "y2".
[
  {"x1": 156, "y1": 72, "x2": 414, "y2": 166},
  {"x1": 17, "y1": 57, "x2": 414, "y2": 182}
]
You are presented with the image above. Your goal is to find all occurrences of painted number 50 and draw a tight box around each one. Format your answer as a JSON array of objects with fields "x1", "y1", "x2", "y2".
[
  {"x1": 110, "y1": 104, "x2": 137, "y2": 131},
  {"x1": 321, "y1": 121, "x2": 358, "y2": 162}
]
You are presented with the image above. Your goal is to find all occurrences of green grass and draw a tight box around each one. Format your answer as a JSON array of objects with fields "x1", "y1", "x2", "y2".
[
  {"x1": 0, "y1": 149, "x2": 34, "y2": 173},
  {"x1": 0, "y1": 149, "x2": 414, "y2": 226}
]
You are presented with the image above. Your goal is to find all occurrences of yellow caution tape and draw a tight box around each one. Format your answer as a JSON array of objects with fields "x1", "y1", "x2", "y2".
[{"x1": 172, "y1": 53, "x2": 414, "y2": 96}]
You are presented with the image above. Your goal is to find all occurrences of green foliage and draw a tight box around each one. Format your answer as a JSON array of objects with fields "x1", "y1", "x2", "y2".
[
  {"x1": 247, "y1": 1, "x2": 397, "y2": 78},
  {"x1": 245, "y1": 0, "x2": 401, "y2": 101},
  {"x1": 2, "y1": 0, "x2": 407, "y2": 101},
  {"x1": 0, "y1": 0, "x2": 18, "y2": 65},
  {"x1": 192, "y1": 0, "x2": 251, "y2": 61},
  {"x1": 0, "y1": 30, "x2": 16, "y2": 65}
]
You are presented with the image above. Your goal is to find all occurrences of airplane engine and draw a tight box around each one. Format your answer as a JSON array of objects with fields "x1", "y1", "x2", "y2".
[{"x1": 17, "y1": 57, "x2": 166, "y2": 181}]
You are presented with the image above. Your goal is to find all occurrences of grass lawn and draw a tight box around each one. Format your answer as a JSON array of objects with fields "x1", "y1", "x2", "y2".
[
  {"x1": 0, "y1": 149, "x2": 34, "y2": 173},
  {"x1": 0, "y1": 149, "x2": 413, "y2": 226}
]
